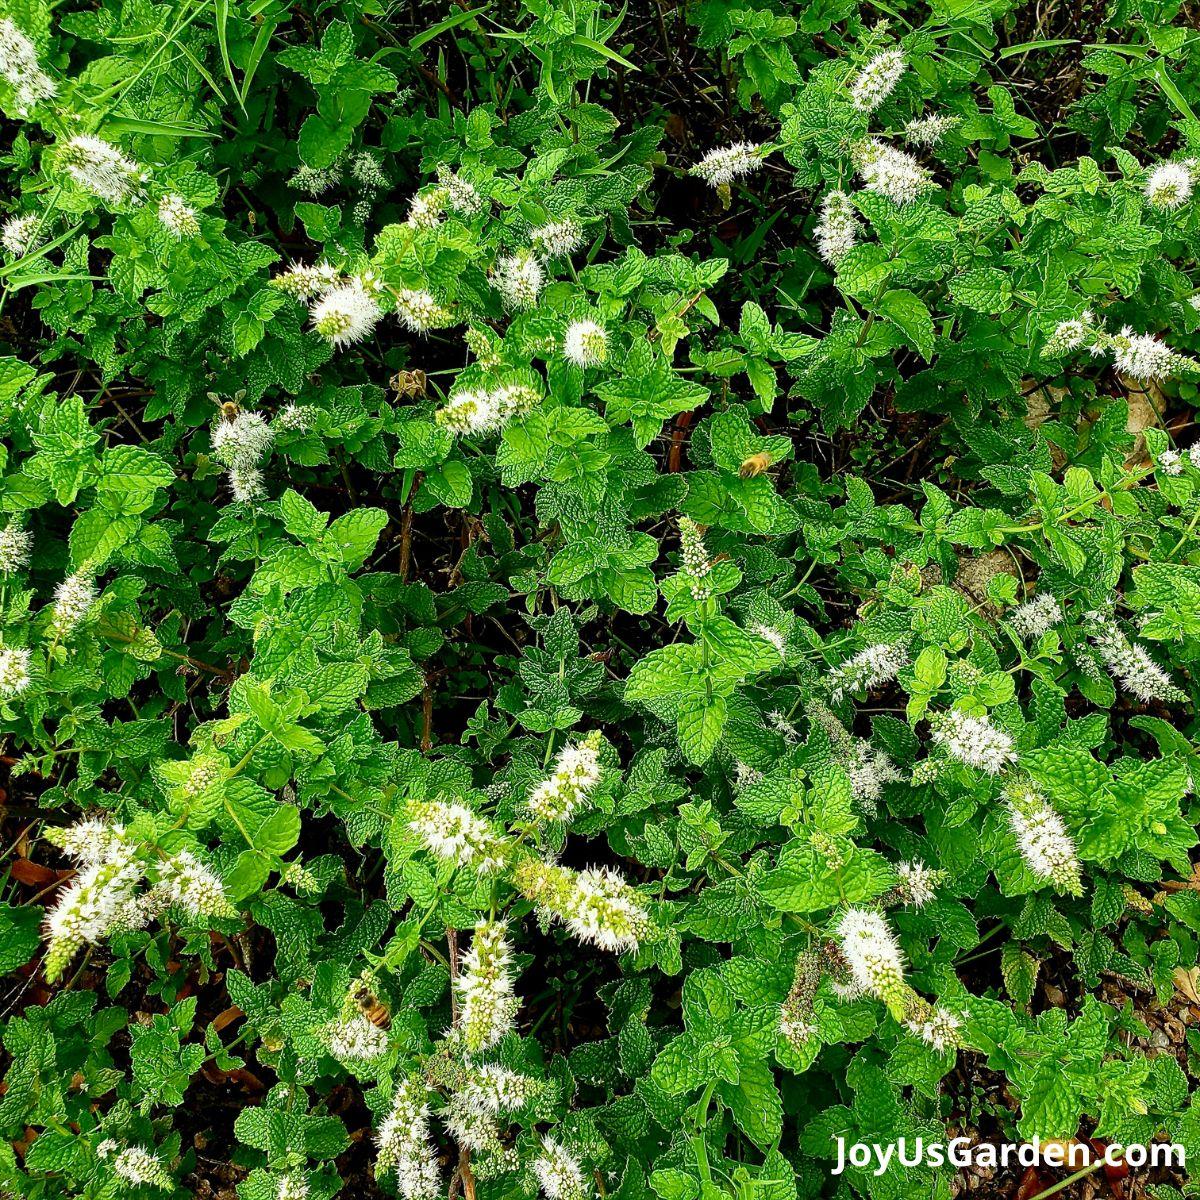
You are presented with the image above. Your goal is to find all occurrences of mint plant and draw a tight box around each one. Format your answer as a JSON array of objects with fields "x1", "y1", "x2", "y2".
[{"x1": 2, "y1": 0, "x2": 1200, "y2": 1197}]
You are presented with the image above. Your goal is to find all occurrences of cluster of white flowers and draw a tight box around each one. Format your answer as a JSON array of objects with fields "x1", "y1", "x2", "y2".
[
  {"x1": 1, "y1": 212, "x2": 43, "y2": 258},
  {"x1": 733, "y1": 761, "x2": 763, "y2": 788},
  {"x1": 376, "y1": 1078, "x2": 441, "y2": 1200},
  {"x1": 850, "y1": 47, "x2": 906, "y2": 111},
  {"x1": 844, "y1": 738, "x2": 902, "y2": 807},
  {"x1": 457, "y1": 920, "x2": 518, "y2": 1053},
  {"x1": 0, "y1": 18, "x2": 56, "y2": 116},
  {"x1": 435, "y1": 381, "x2": 540, "y2": 437},
  {"x1": 272, "y1": 261, "x2": 341, "y2": 301},
  {"x1": 61, "y1": 135, "x2": 147, "y2": 207},
  {"x1": 437, "y1": 164, "x2": 484, "y2": 215},
  {"x1": 48, "y1": 816, "x2": 127, "y2": 866},
  {"x1": 531, "y1": 218, "x2": 584, "y2": 259},
  {"x1": 894, "y1": 860, "x2": 942, "y2": 908},
  {"x1": 835, "y1": 908, "x2": 907, "y2": 1010},
  {"x1": 691, "y1": 142, "x2": 765, "y2": 188},
  {"x1": 529, "y1": 732, "x2": 602, "y2": 824},
  {"x1": 1144, "y1": 159, "x2": 1197, "y2": 211},
  {"x1": 0, "y1": 645, "x2": 31, "y2": 698},
  {"x1": 42, "y1": 839, "x2": 144, "y2": 981},
  {"x1": 157, "y1": 193, "x2": 199, "y2": 238},
  {"x1": 408, "y1": 798, "x2": 507, "y2": 872},
  {"x1": 48, "y1": 572, "x2": 97, "y2": 639},
  {"x1": 1109, "y1": 325, "x2": 1191, "y2": 384},
  {"x1": 352, "y1": 151, "x2": 388, "y2": 192},
  {"x1": 930, "y1": 709, "x2": 1016, "y2": 775},
  {"x1": 855, "y1": 139, "x2": 931, "y2": 206},
  {"x1": 1009, "y1": 592, "x2": 1063, "y2": 641},
  {"x1": 677, "y1": 516, "x2": 713, "y2": 599},
  {"x1": 111, "y1": 1145, "x2": 172, "y2": 1188},
  {"x1": 533, "y1": 1137, "x2": 588, "y2": 1200},
  {"x1": 276, "y1": 1172, "x2": 309, "y2": 1200},
  {"x1": 906, "y1": 1005, "x2": 963, "y2": 1052},
  {"x1": 904, "y1": 113, "x2": 958, "y2": 147},
  {"x1": 1042, "y1": 312, "x2": 1197, "y2": 382},
  {"x1": 1042, "y1": 309, "x2": 1097, "y2": 356},
  {"x1": 752, "y1": 621, "x2": 787, "y2": 657},
  {"x1": 327, "y1": 1012, "x2": 390, "y2": 1062},
  {"x1": 828, "y1": 641, "x2": 908, "y2": 702},
  {"x1": 814, "y1": 190, "x2": 861, "y2": 264},
  {"x1": 155, "y1": 850, "x2": 238, "y2": 919},
  {"x1": 0, "y1": 523, "x2": 32, "y2": 573},
  {"x1": 394, "y1": 288, "x2": 454, "y2": 333},
  {"x1": 493, "y1": 250, "x2": 544, "y2": 310},
  {"x1": 563, "y1": 319, "x2": 608, "y2": 367},
  {"x1": 1006, "y1": 783, "x2": 1081, "y2": 895},
  {"x1": 1084, "y1": 609, "x2": 1184, "y2": 703},
  {"x1": 407, "y1": 187, "x2": 447, "y2": 229},
  {"x1": 515, "y1": 859, "x2": 648, "y2": 953},
  {"x1": 211, "y1": 409, "x2": 276, "y2": 504},
  {"x1": 310, "y1": 275, "x2": 385, "y2": 348},
  {"x1": 442, "y1": 1064, "x2": 537, "y2": 1163}
]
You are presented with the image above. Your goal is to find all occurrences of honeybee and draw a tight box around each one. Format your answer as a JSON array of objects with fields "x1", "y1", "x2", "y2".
[
  {"x1": 353, "y1": 982, "x2": 391, "y2": 1030},
  {"x1": 210, "y1": 390, "x2": 247, "y2": 422},
  {"x1": 739, "y1": 451, "x2": 773, "y2": 478},
  {"x1": 390, "y1": 369, "x2": 427, "y2": 398}
]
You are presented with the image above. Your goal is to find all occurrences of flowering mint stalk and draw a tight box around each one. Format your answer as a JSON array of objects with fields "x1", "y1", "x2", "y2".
[
  {"x1": 457, "y1": 919, "x2": 518, "y2": 1053},
  {"x1": 853, "y1": 138, "x2": 932, "y2": 205},
  {"x1": 0, "y1": 646, "x2": 31, "y2": 698},
  {"x1": 835, "y1": 907, "x2": 909, "y2": 1017},
  {"x1": 1006, "y1": 782, "x2": 1082, "y2": 895},
  {"x1": 677, "y1": 516, "x2": 713, "y2": 600},
  {"x1": 904, "y1": 113, "x2": 958, "y2": 147},
  {"x1": 893, "y1": 860, "x2": 943, "y2": 908},
  {"x1": 528, "y1": 731, "x2": 602, "y2": 825},
  {"x1": 155, "y1": 849, "x2": 238, "y2": 919},
  {"x1": 563, "y1": 319, "x2": 608, "y2": 367},
  {"x1": 408, "y1": 798, "x2": 508, "y2": 872},
  {"x1": 493, "y1": 250, "x2": 544, "y2": 309},
  {"x1": 905, "y1": 1001, "x2": 963, "y2": 1052},
  {"x1": 813, "y1": 190, "x2": 861, "y2": 264},
  {"x1": 1008, "y1": 592, "x2": 1063, "y2": 641},
  {"x1": 327, "y1": 1012, "x2": 390, "y2": 1063},
  {"x1": 157, "y1": 193, "x2": 199, "y2": 238},
  {"x1": 828, "y1": 641, "x2": 908, "y2": 702},
  {"x1": 691, "y1": 142, "x2": 765, "y2": 188},
  {"x1": 1084, "y1": 608, "x2": 1185, "y2": 703},
  {"x1": 1, "y1": 213, "x2": 43, "y2": 258},
  {"x1": 43, "y1": 843, "x2": 144, "y2": 981},
  {"x1": 394, "y1": 289, "x2": 453, "y2": 334},
  {"x1": 514, "y1": 858, "x2": 648, "y2": 953},
  {"x1": 850, "y1": 47, "x2": 906, "y2": 112},
  {"x1": 0, "y1": 18, "x2": 56, "y2": 116},
  {"x1": 60, "y1": 135, "x2": 147, "y2": 207},
  {"x1": 309, "y1": 276, "x2": 383, "y2": 348},
  {"x1": 533, "y1": 1136, "x2": 589, "y2": 1200},
  {"x1": 929, "y1": 708, "x2": 1016, "y2": 775},
  {"x1": 48, "y1": 572, "x2": 97, "y2": 639},
  {"x1": 376, "y1": 1077, "x2": 440, "y2": 1200},
  {"x1": 1143, "y1": 158, "x2": 1196, "y2": 211},
  {"x1": 531, "y1": 218, "x2": 584, "y2": 259}
]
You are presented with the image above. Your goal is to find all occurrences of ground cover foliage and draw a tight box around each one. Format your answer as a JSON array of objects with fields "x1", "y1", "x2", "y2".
[{"x1": 2, "y1": 0, "x2": 1200, "y2": 1196}]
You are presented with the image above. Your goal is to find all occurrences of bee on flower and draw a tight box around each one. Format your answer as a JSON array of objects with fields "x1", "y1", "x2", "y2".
[{"x1": 327, "y1": 1011, "x2": 390, "y2": 1062}]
